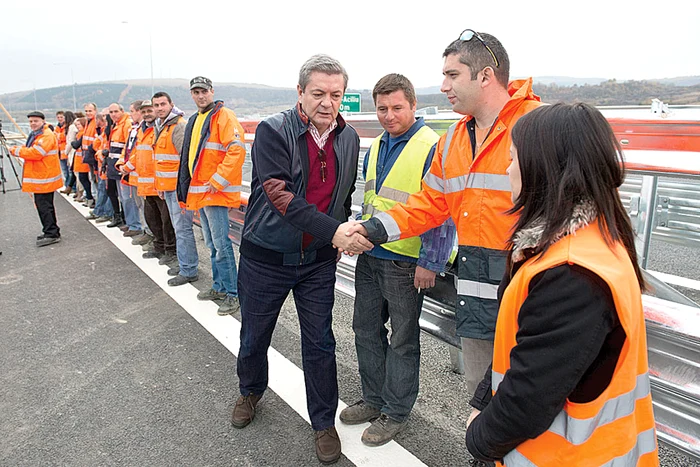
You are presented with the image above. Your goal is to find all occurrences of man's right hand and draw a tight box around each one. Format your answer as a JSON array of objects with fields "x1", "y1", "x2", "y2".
[
  {"x1": 345, "y1": 222, "x2": 369, "y2": 238},
  {"x1": 333, "y1": 221, "x2": 373, "y2": 255}
]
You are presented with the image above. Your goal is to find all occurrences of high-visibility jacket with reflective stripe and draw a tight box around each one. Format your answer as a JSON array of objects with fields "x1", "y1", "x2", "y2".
[
  {"x1": 375, "y1": 79, "x2": 541, "y2": 338},
  {"x1": 123, "y1": 124, "x2": 157, "y2": 197},
  {"x1": 81, "y1": 118, "x2": 97, "y2": 153},
  {"x1": 55, "y1": 124, "x2": 67, "y2": 159},
  {"x1": 178, "y1": 102, "x2": 246, "y2": 210},
  {"x1": 119, "y1": 122, "x2": 140, "y2": 187},
  {"x1": 154, "y1": 116, "x2": 185, "y2": 192},
  {"x1": 492, "y1": 221, "x2": 659, "y2": 467},
  {"x1": 363, "y1": 126, "x2": 439, "y2": 258},
  {"x1": 11, "y1": 125, "x2": 63, "y2": 193},
  {"x1": 106, "y1": 114, "x2": 132, "y2": 182},
  {"x1": 73, "y1": 129, "x2": 90, "y2": 173},
  {"x1": 93, "y1": 131, "x2": 108, "y2": 180}
]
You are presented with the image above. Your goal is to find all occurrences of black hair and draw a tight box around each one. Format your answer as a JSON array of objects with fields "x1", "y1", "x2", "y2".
[
  {"x1": 152, "y1": 91, "x2": 172, "y2": 104},
  {"x1": 443, "y1": 32, "x2": 510, "y2": 88},
  {"x1": 63, "y1": 110, "x2": 76, "y2": 127},
  {"x1": 509, "y1": 102, "x2": 645, "y2": 290}
]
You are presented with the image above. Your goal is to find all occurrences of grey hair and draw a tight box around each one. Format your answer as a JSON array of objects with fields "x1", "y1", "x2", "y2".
[
  {"x1": 298, "y1": 54, "x2": 348, "y2": 91},
  {"x1": 110, "y1": 103, "x2": 124, "y2": 111},
  {"x1": 83, "y1": 102, "x2": 98, "y2": 111}
]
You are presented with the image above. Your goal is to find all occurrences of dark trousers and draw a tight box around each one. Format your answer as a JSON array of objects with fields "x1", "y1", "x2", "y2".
[
  {"x1": 144, "y1": 195, "x2": 175, "y2": 254},
  {"x1": 106, "y1": 179, "x2": 122, "y2": 217},
  {"x1": 78, "y1": 172, "x2": 93, "y2": 200},
  {"x1": 34, "y1": 192, "x2": 60, "y2": 238},
  {"x1": 353, "y1": 254, "x2": 423, "y2": 422},
  {"x1": 237, "y1": 254, "x2": 338, "y2": 431}
]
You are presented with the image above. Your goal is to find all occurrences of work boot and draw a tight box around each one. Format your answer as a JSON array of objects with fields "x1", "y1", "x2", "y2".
[
  {"x1": 36, "y1": 234, "x2": 45, "y2": 240},
  {"x1": 315, "y1": 426, "x2": 341, "y2": 464},
  {"x1": 217, "y1": 295, "x2": 240, "y2": 316},
  {"x1": 158, "y1": 252, "x2": 177, "y2": 265},
  {"x1": 107, "y1": 215, "x2": 125, "y2": 228},
  {"x1": 340, "y1": 400, "x2": 381, "y2": 425},
  {"x1": 142, "y1": 242, "x2": 154, "y2": 252},
  {"x1": 167, "y1": 266, "x2": 179, "y2": 276},
  {"x1": 124, "y1": 229, "x2": 143, "y2": 238},
  {"x1": 131, "y1": 233, "x2": 153, "y2": 245},
  {"x1": 142, "y1": 250, "x2": 164, "y2": 260},
  {"x1": 36, "y1": 236, "x2": 61, "y2": 247},
  {"x1": 167, "y1": 274, "x2": 197, "y2": 286},
  {"x1": 361, "y1": 413, "x2": 407, "y2": 447},
  {"x1": 231, "y1": 394, "x2": 262, "y2": 429},
  {"x1": 197, "y1": 288, "x2": 227, "y2": 301},
  {"x1": 95, "y1": 216, "x2": 111, "y2": 224}
]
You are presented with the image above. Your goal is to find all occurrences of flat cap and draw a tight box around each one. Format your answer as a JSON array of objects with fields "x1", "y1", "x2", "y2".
[{"x1": 27, "y1": 111, "x2": 45, "y2": 119}]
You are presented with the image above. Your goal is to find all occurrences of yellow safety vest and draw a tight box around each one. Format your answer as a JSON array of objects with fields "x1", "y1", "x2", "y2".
[{"x1": 363, "y1": 125, "x2": 439, "y2": 258}]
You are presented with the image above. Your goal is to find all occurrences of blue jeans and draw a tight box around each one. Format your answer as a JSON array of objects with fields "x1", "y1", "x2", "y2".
[
  {"x1": 199, "y1": 206, "x2": 237, "y2": 297},
  {"x1": 163, "y1": 190, "x2": 198, "y2": 277},
  {"x1": 352, "y1": 254, "x2": 423, "y2": 422},
  {"x1": 93, "y1": 178, "x2": 113, "y2": 217},
  {"x1": 118, "y1": 183, "x2": 142, "y2": 231},
  {"x1": 237, "y1": 255, "x2": 338, "y2": 431},
  {"x1": 59, "y1": 159, "x2": 75, "y2": 189}
]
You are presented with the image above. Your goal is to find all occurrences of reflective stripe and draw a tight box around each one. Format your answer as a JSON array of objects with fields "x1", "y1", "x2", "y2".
[
  {"x1": 136, "y1": 144, "x2": 152, "y2": 151},
  {"x1": 456, "y1": 279, "x2": 498, "y2": 299},
  {"x1": 364, "y1": 179, "x2": 376, "y2": 192},
  {"x1": 188, "y1": 184, "x2": 242, "y2": 194},
  {"x1": 46, "y1": 150, "x2": 58, "y2": 156},
  {"x1": 376, "y1": 211, "x2": 401, "y2": 242},
  {"x1": 111, "y1": 142, "x2": 126, "y2": 148},
  {"x1": 228, "y1": 140, "x2": 246, "y2": 149},
  {"x1": 211, "y1": 172, "x2": 229, "y2": 188},
  {"x1": 204, "y1": 142, "x2": 226, "y2": 152},
  {"x1": 24, "y1": 174, "x2": 62, "y2": 184},
  {"x1": 445, "y1": 175, "x2": 467, "y2": 193},
  {"x1": 155, "y1": 153, "x2": 180, "y2": 161},
  {"x1": 139, "y1": 177, "x2": 154, "y2": 183},
  {"x1": 549, "y1": 373, "x2": 651, "y2": 445},
  {"x1": 604, "y1": 428, "x2": 657, "y2": 466},
  {"x1": 423, "y1": 173, "x2": 444, "y2": 192},
  {"x1": 492, "y1": 370, "x2": 504, "y2": 392},
  {"x1": 376, "y1": 186, "x2": 410, "y2": 204},
  {"x1": 156, "y1": 171, "x2": 177, "y2": 178},
  {"x1": 363, "y1": 204, "x2": 378, "y2": 216},
  {"x1": 502, "y1": 449, "x2": 539, "y2": 467},
  {"x1": 34, "y1": 144, "x2": 47, "y2": 156},
  {"x1": 83, "y1": 136, "x2": 95, "y2": 141},
  {"x1": 109, "y1": 152, "x2": 122, "y2": 159},
  {"x1": 125, "y1": 161, "x2": 136, "y2": 170},
  {"x1": 467, "y1": 172, "x2": 512, "y2": 192}
]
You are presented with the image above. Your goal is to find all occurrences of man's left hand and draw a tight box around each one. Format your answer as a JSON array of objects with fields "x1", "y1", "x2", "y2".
[
  {"x1": 204, "y1": 182, "x2": 218, "y2": 194},
  {"x1": 414, "y1": 266, "x2": 436, "y2": 290}
]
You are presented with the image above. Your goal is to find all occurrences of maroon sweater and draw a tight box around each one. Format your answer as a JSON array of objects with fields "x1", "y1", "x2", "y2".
[{"x1": 303, "y1": 131, "x2": 337, "y2": 248}]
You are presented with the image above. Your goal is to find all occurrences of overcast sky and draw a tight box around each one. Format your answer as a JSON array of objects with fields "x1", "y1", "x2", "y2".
[{"x1": 1, "y1": 0, "x2": 699, "y2": 95}]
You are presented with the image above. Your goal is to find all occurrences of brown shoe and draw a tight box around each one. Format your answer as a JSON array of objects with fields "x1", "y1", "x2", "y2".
[
  {"x1": 315, "y1": 426, "x2": 341, "y2": 464},
  {"x1": 231, "y1": 394, "x2": 262, "y2": 429}
]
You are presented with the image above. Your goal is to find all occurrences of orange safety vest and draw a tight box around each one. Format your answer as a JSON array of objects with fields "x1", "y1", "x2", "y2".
[
  {"x1": 93, "y1": 131, "x2": 108, "y2": 180},
  {"x1": 182, "y1": 103, "x2": 246, "y2": 210},
  {"x1": 378, "y1": 79, "x2": 541, "y2": 338},
  {"x1": 55, "y1": 124, "x2": 67, "y2": 160},
  {"x1": 73, "y1": 129, "x2": 90, "y2": 173},
  {"x1": 124, "y1": 124, "x2": 157, "y2": 197},
  {"x1": 10, "y1": 125, "x2": 62, "y2": 193},
  {"x1": 492, "y1": 222, "x2": 659, "y2": 466},
  {"x1": 154, "y1": 116, "x2": 185, "y2": 192}
]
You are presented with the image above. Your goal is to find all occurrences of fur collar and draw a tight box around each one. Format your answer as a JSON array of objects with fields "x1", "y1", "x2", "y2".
[{"x1": 511, "y1": 200, "x2": 598, "y2": 263}]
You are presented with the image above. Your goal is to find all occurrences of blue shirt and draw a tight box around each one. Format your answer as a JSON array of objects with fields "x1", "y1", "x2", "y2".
[{"x1": 360, "y1": 118, "x2": 455, "y2": 272}]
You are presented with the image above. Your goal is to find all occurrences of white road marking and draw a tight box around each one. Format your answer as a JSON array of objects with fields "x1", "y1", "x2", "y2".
[
  {"x1": 61, "y1": 193, "x2": 427, "y2": 467},
  {"x1": 648, "y1": 270, "x2": 700, "y2": 292}
]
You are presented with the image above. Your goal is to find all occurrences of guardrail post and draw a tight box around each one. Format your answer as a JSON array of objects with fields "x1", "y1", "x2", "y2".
[
  {"x1": 449, "y1": 347, "x2": 465, "y2": 374},
  {"x1": 634, "y1": 174, "x2": 660, "y2": 269}
]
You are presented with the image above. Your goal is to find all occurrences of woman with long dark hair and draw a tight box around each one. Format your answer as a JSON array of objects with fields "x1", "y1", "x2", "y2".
[
  {"x1": 465, "y1": 103, "x2": 658, "y2": 466},
  {"x1": 59, "y1": 111, "x2": 77, "y2": 194}
]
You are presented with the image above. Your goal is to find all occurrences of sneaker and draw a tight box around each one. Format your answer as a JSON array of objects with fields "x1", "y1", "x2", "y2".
[
  {"x1": 131, "y1": 233, "x2": 153, "y2": 245},
  {"x1": 217, "y1": 295, "x2": 240, "y2": 316},
  {"x1": 87, "y1": 199, "x2": 95, "y2": 208},
  {"x1": 166, "y1": 266, "x2": 179, "y2": 276},
  {"x1": 85, "y1": 213, "x2": 98, "y2": 220},
  {"x1": 36, "y1": 236, "x2": 61, "y2": 247},
  {"x1": 197, "y1": 288, "x2": 227, "y2": 301},
  {"x1": 315, "y1": 427, "x2": 341, "y2": 464},
  {"x1": 142, "y1": 250, "x2": 164, "y2": 260},
  {"x1": 36, "y1": 234, "x2": 46, "y2": 240},
  {"x1": 142, "y1": 242, "x2": 155, "y2": 252},
  {"x1": 167, "y1": 274, "x2": 198, "y2": 286},
  {"x1": 95, "y1": 216, "x2": 111, "y2": 224},
  {"x1": 231, "y1": 394, "x2": 262, "y2": 429},
  {"x1": 340, "y1": 400, "x2": 381, "y2": 425},
  {"x1": 124, "y1": 229, "x2": 143, "y2": 238},
  {"x1": 119, "y1": 225, "x2": 129, "y2": 232},
  {"x1": 361, "y1": 413, "x2": 407, "y2": 447},
  {"x1": 158, "y1": 252, "x2": 177, "y2": 265}
]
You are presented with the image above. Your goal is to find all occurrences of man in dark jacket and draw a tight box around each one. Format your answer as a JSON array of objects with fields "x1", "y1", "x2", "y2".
[{"x1": 232, "y1": 54, "x2": 371, "y2": 465}]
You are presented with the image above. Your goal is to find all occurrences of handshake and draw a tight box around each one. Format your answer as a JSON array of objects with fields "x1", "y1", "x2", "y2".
[{"x1": 332, "y1": 220, "x2": 372, "y2": 256}]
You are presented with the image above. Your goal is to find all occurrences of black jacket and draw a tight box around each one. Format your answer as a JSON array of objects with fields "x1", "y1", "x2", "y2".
[
  {"x1": 241, "y1": 106, "x2": 359, "y2": 266},
  {"x1": 466, "y1": 260, "x2": 624, "y2": 463}
]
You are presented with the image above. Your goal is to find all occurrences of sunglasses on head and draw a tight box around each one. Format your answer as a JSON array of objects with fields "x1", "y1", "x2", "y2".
[{"x1": 458, "y1": 29, "x2": 499, "y2": 69}]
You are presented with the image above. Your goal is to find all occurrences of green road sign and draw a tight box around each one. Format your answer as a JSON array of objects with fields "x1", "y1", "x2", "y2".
[{"x1": 340, "y1": 93, "x2": 361, "y2": 113}]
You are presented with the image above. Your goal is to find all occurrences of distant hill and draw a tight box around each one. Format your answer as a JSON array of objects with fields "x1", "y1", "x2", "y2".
[{"x1": 1, "y1": 77, "x2": 699, "y2": 121}]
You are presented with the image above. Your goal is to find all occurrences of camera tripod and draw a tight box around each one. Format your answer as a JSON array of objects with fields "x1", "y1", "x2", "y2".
[{"x1": 0, "y1": 128, "x2": 23, "y2": 194}]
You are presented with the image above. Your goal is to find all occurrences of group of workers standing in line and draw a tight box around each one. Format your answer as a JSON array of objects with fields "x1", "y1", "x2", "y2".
[{"x1": 9, "y1": 28, "x2": 659, "y2": 466}]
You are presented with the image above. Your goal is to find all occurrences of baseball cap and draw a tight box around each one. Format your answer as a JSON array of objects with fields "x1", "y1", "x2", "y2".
[
  {"x1": 139, "y1": 100, "x2": 153, "y2": 109},
  {"x1": 190, "y1": 76, "x2": 213, "y2": 90}
]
